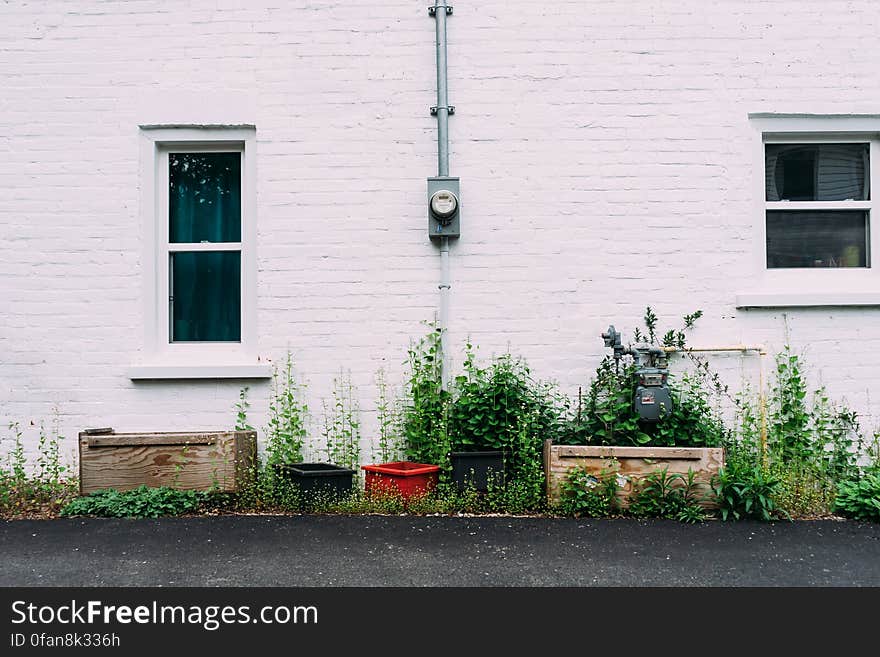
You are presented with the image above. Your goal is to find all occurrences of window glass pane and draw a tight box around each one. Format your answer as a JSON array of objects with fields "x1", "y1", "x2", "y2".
[
  {"x1": 766, "y1": 210, "x2": 868, "y2": 268},
  {"x1": 171, "y1": 251, "x2": 241, "y2": 342},
  {"x1": 765, "y1": 143, "x2": 869, "y2": 201},
  {"x1": 169, "y1": 152, "x2": 241, "y2": 243}
]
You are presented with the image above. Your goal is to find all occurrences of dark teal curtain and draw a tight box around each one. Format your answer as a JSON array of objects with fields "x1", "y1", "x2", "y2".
[
  {"x1": 170, "y1": 152, "x2": 241, "y2": 242},
  {"x1": 168, "y1": 152, "x2": 242, "y2": 342},
  {"x1": 171, "y1": 252, "x2": 241, "y2": 341}
]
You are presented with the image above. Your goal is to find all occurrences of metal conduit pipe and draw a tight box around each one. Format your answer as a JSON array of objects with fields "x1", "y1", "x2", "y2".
[
  {"x1": 439, "y1": 237, "x2": 450, "y2": 390},
  {"x1": 432, "y1": 0, "x2": 453, "y2": 390},
  {"x1": 434, "y1": 0, "x2": 450, "y2": 178}
]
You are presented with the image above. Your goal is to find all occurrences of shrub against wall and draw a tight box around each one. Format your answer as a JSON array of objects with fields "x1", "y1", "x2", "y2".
[
  {"x1": 832, "y1": 471, "x2": 880, "y2": 522},
  {"x1": 553, "y1": 310, "x2": 878, "y2": 522},
  {"x1": 0, "y1": 418, "x2": 76, "y2": 519},
  {"x1": 231, "y1": 319, "x2": 878, "y2": 520},
  {"x1": 447, "y1": 346, "x2": 560, "y2": 509},
  {"x1": 264, "y1": 352, "x2": 309, "y2": 468},
  {"x1": 713, "y1": 346, "x2": 870, "y2": 520},
  {"x1": 61, "y1": 486, "x2": 204, "y2": 519},
  {"x1": 397, "y1": 325, "x2": 560, "y2": 510},
  {"x1": 9, "y1": 312, "x2": 876, "y2": 521},
  {"x1": 318, "y1": 369, "x2": 362, "y2": 472},
  {"x1": 400, "y1": 326, "x2": 450, "y2": 468}
]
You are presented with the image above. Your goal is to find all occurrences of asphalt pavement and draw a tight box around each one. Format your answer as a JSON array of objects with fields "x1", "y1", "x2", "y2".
[{"x1": 2, "y1": 515, "x2": 879, "y2": 586}]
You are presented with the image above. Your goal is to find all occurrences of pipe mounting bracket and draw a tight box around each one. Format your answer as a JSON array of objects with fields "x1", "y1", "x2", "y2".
[
  {"x1": 428, "y1": 5, "x2": 453, "y2": 16},
  {"x1": 430, "y1": 105, "x2": 455, "y2": 115}
]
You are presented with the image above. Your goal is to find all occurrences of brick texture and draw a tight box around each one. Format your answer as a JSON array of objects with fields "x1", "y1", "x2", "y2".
[{"x1": 1, "y1": 1, "x2": 878, "y2": 461}]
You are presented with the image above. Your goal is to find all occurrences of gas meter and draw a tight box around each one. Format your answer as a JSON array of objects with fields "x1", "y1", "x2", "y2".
[
  {"x1": 427, "y1": 176, "x2": 460, "y2": 239},
  {"x1": 601, "y1": 325, "x2": 672, "y2": 422}
]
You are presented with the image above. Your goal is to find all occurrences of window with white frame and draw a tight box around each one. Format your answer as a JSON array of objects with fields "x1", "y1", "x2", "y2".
[
  {"x1": 164, "y1": 147, "x2": 243, "y2": 342},
  {"x1": 131, "y1": 126, "x2": 266, "y2": 379},
  {"x1": 764, "y1": 139, "x2": 871, "y2": 269},
  {"x1": 736, "y1": 116, "x2": 880, "y2": 308}
]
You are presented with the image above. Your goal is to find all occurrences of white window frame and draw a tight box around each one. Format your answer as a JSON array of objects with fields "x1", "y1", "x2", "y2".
[
  {"x1": 129, "y1": 126, "x2": 270, "y2": 379},
  {"x1": 738, "y1": 115, "x2": 880, "y2": 308}
]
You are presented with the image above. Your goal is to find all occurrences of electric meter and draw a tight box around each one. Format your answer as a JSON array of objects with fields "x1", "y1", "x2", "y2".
[
  {"x1": 427, "y1": 176, "x2": 460, "y2": 239},
  {"x1": 430, "y1": 189, "x2": 459, "y2": 223}
]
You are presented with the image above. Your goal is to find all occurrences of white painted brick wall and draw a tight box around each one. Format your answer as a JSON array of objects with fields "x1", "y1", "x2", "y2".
[{"x1": 2, "y1": 1, "x2": 879, "y2": 463}]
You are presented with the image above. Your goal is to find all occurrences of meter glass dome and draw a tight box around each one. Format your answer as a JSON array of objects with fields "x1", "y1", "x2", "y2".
[{"x1": 430, "y1": 189, "x2": 458, "y2": 219}]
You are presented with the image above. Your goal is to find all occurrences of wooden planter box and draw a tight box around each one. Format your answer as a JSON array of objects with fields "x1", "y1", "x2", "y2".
[
  {"x1": 544, "y1": 441, "x2": 724, "y2": 509},
  {"x1": 78, "y1": 429, "x2": 256, "y2": 494}
]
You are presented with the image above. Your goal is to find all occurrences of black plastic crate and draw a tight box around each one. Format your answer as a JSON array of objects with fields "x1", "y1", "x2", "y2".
[
  {"x1": 450, "y1": 451, "x2": 505, "y2": 492},
  {"x1": 273, "y1": 462, "x2": 356, "y2": 504}
]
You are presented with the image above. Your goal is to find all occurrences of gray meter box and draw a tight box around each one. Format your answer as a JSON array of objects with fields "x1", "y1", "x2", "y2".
[
  {"x1": 427, "y1": 176, "x2": 460, "y2": 239},
  {"x1": 634, "y1": 384, "x2": 672, "y2": 422}
]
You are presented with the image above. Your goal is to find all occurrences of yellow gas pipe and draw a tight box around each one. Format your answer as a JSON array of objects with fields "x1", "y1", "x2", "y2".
[{"x1": 662, "y1": 345, "x2": 769, "y2": 464}]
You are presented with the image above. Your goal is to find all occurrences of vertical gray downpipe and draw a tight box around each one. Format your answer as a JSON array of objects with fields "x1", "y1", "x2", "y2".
[
  {"x1": 435, "y1": 0, "x2": 450, "y2": 178},
  {"x1": 433, "y1": 0, "x2": 452, "y2": 391}
]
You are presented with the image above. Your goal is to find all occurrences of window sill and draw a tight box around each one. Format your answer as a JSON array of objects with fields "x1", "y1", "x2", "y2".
[
  {"x1": 735, "y1": 291, "x2": 880, "y2": 309},
  {"x1": 128, "y1": 363, "x2": 273, "y2": 380}
]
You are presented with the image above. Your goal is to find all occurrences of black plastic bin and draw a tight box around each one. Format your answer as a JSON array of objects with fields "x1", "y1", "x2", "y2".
[
  {"x1": 450, "y1": 451, "x2": 505, "y2": 492},
  {"x1": 273, "y1": 462, "x2": 356, "y2": 505}
]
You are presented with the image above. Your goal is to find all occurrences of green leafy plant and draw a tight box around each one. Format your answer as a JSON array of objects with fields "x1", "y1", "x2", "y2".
[
  {"x1": 319, "y1": 369, "x2": 362, "y2": 471},
  {"x1": 411, "y1": 480, "x2": 484, "y2": 515},
  {"x1": 235, "y1": 386, "x2": 254, "y2": 431},
  {"x1": 767, "y1": 348, "x2": 861, "y2": 478},
  {"x1": 212, "y1": 467, "x2": 302, "y2": 513},
  {"x1": 449, "y1": 347, "x2": 534, "y2": 452},
  {"x1": 868, "y1": 431, "x2": 880, "y2": 472},
  {"x1": 758, "y1": 346, "x2": 863, "y2": 516},
  {"x1": 628, "y1": 468, "x2": 706, "y2": 523},
  {"x1": 651, "y1": 371, "x2": 725, "y2": 448},
  {"x1": 728, "y1": 388, "x2": 764, "y2": 468},
  {"x1": 374, "y1": 368, "x2": 404, "y2": 463},
  {"x1": 265, "y1": 352, "x2": 309, "y2": 467},
  {"x1": 712, "y1": 462, "x2": 781, "y2": 521},
  {"x1": 832, "y1": 472, "x2": 880, "y2": 522},
  {"x1": 564, "y1": 356, "x2": 646, "y2": 446},
  {"x1": 333, "y1": 487, "x2": 407, "y2": 515},
  {"x1": 559, "y1": 465, "x2": 620, "y2": 518},
  {"x1": 716, "y1": 346, "x2": 873, "y2": 520},
  {"x1": 447, "y1": 346, "x2": 558, "y2": 510},
  {"x1": 770, "y1": 462, "x2": 834, "y2": 518},
  {"x1": 401, "y1": 324, "x2": 450, "y2": 467},
  {"x1": 61, "y1": 486, "x2": 204, "y2": 519},
  {"x1": 5, "y1": 421, "x2": 28, "y2": 485},
  {"x1": 501, "y1": 411, "x2": 549, "y2": 512},
  {"x1": 769, "y1": 347, "x2": 811, "y2": 462},
  {"x1": 35, "y1": 419, "x2": 64, "y2": 487},
  {"x1": 1, "y1": 417, "x2": 76, "y2": 518}
]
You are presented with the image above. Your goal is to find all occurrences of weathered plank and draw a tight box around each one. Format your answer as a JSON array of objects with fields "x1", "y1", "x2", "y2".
[
  {"x1": 78, "y1": 430, "x2": 256, "y2": 494},
  {"x1": 546, "y1": 443, "x2": 724, "y2": 509},
  {"x1": 543, "y1": 439, "x2": 553, "y2": 506},
  {"x1": 556, "y1": 445, "x2": 704, "y2": 460},
  {"x1": 87, "y1": 434, "x2": 217, "y2": 447}
]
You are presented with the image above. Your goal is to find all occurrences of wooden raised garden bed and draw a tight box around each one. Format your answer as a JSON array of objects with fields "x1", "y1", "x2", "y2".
[
  {"x1": 544, "y1": 440, "x2": 724, "y2": 509},
  {"x1": 78, "y1": 429, "x2": 256, "y2": 494}
]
